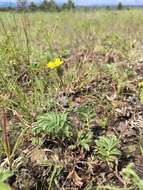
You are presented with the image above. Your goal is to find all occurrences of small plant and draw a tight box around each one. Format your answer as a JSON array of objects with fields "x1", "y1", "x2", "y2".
[
  {"x1": 123, "y1": 68, "x2": 136, "y2": 78},
  {"x1": 95, "y1": 135, "x2": 121, "y2": 164},
  {"x1": 47, "y1": 58, "x2": 63, "y2": 69},
  {"x1": 33, "y1": 112, "x2": 73, "y2": 140},
  {"x1": 104, "y1": 64, "x2": 119, "y2": 81},
  {"x1": 69, "y1": 105, "x2": 95, "y2": 151},
  {"x1": 0, "y1": 168, "x2": 12, "y2": 190},
  {"x1": 47, "y1": 58, "x2": 64, "y2": 88},
  {"x1": 102, "y1": 34, "x2": 130, "y2": 60},
  {"x1": 69, "y1": 130, "x2": 93, "y2": 151},
  {"x1": 104, "y1": 63, "x2": 131, "y2": 95},
  {"x1": 77, "y1": 130, "x2": 93, "y2": 151},
  {"x1": 76, "y1": 104, "x2": 96, "y2": 129},
  {"x1": 99, "y1": 118, "x2": 108, "y2": 129}
]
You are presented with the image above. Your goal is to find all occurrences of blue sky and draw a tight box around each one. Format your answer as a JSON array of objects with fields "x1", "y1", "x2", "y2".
[{"x1": 1, "y1": 0, "x2": 143, "y2": 6}]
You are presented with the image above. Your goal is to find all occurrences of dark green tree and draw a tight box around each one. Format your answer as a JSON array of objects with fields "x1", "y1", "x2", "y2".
[
  {"x1": 39, "y1": 0, "x2": 49, "y2": 10},
  {"x1": 29, "y1": 2, "x2": 37, "y2": 11},
  {"x1": 117, "y1": 2, "x2": 124, "y2": 10},
  {"x1": 68, "y1": 0, "x2": 75, "y2": 9},
  {"x1": 62, "y1": 0, "x2": 75, "y2": 10},
  {"x1": 48, "y1": 0, "x2": 58, "y2": 11},
  {"x1": 39, "y1": 0, "x2": 58, "y2": 11},
  {"x1": 106, "y1": 6, "x2": 111, "y2": 10}
]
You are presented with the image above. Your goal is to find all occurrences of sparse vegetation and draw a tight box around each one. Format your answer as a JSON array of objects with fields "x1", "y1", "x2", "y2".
[
  {"x1": 0, "y1": 9, "x2": 143, "y2": 189},
  {"x1": 96, "y1": 135, "x2": 121, "y2": 164}
]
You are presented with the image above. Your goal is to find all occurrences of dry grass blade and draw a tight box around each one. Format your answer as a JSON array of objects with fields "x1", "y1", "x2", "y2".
[{"x1": 1, "y1": 111, "x2": 11, "y2": 168}]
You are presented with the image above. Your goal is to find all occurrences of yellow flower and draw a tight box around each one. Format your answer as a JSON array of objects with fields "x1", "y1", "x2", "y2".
[{"x1": 47, "y1": 58, "x2": 63, "y2": 69}]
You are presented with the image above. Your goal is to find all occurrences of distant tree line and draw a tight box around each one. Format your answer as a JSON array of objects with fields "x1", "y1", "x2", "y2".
[
  {"x1": 0, "y1": 1, "x2": 125, "y2": 12},
  {"x1": 30, "y1": 0, "x2": 75, "y2": 11},
  {"x1": 0, "y1": 0, "x2": 75, "y2": 12},
  {"x1": 106, "y1": 2, "x2": 124, "y2": 10}
]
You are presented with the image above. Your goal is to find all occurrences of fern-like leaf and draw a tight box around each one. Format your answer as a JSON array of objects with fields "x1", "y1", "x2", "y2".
[{"x1": 33, "y1": 112, "x2": 73, "y2": 140}]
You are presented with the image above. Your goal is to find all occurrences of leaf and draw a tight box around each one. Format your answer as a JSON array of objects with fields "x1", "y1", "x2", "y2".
[
  {"x1": 0, "y1": 169, "x2": 12, "y2": 182},
  {"x1": 95, "y1": 135, "x2": 121, "y2": 163},
  {"x1": 0, "y1": 182, "x2": 11, "y2": 190},
  {"x1": 81, "y1": 143, "x2": 90, "y2": 151},
  {"x1": 33, "y1": 112, "x2": 72, "y2": 140}
]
